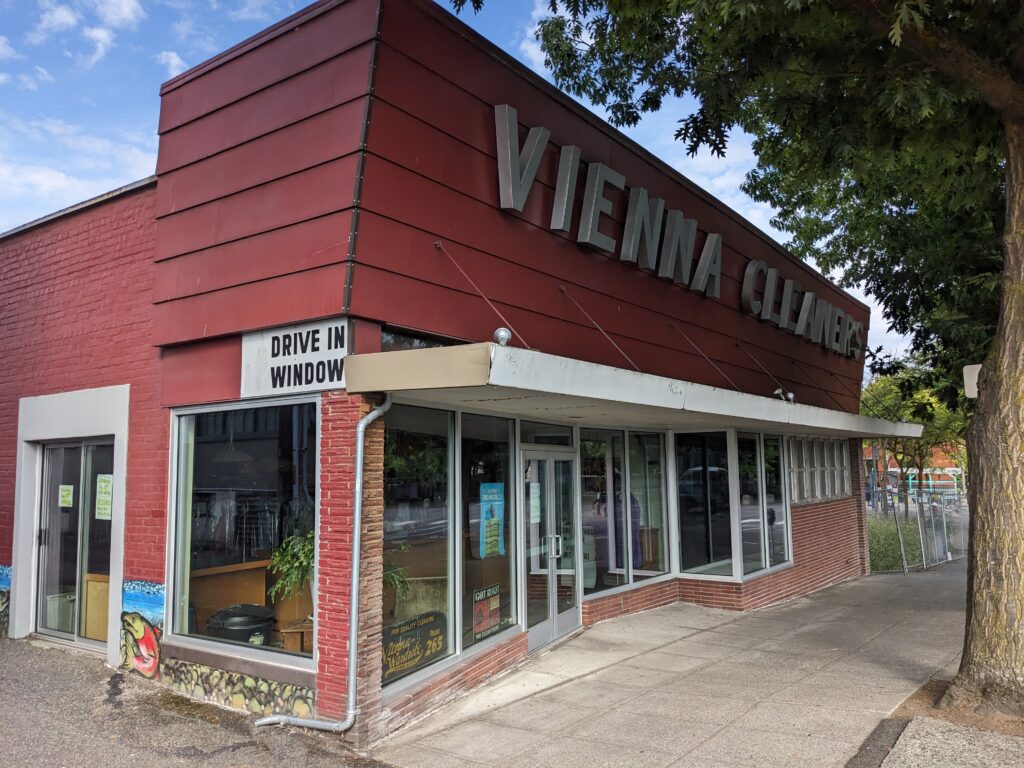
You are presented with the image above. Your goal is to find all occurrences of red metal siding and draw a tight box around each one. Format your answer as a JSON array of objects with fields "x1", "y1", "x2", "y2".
[
  {"x1": 0, "y1": 186, "x2": 167, "y2": 582},
  {"x1": 351, "y1": 0, "x2": 866, "y2": 411},
  {"x1": 152, "y1": 0, "x2": 377, "y2": 348}
]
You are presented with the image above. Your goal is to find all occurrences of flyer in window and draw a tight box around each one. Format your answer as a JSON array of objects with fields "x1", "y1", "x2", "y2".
[
  {"x1": 95, "y1": 474, "x2": 114, "y2": 520},
  {"x1": 478, "y1": 483, "x2": 506, "y2": 559}
]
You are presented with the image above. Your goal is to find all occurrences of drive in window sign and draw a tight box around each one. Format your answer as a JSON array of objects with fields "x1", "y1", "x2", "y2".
[{"x1": 241, "y1": 318, "x2": 348, "y2": 398}]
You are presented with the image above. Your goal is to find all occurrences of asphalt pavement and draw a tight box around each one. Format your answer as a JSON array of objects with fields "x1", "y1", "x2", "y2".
[{"x1": 0, "y1": 638, "x2": 379, "y2": 768}]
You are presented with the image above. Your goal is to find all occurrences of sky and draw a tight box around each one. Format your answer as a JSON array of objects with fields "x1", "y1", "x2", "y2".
[{"x1": 0, "y1": 0, "x2": 909, "y2": 355}]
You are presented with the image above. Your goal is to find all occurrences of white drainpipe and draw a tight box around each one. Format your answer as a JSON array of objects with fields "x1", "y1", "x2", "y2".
[{"x1": 256, "y1": 393, "x2": 393, "y2": 733}]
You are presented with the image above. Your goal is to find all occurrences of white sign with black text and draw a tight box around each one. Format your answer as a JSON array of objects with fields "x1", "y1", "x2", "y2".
[{"x1": 241, "y1": 317, "x2": 348, "y2": 398}]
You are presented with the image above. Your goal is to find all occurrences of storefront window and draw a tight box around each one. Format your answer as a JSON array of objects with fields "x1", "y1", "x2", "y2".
[
  {"x1": 764, "y1": 436, "x2": 787, "y2": 566},
  {"x1": 675, "y1": 432, "x2": 732, "y2": 576},
  {"x1": 580, "y1": 429, "x2": 628, "y2": 594},
  {"x1": 174, "y1": 402, "x2": 317, "y2": 657},
  {"x1": 739, "y1": 434, "x2": 766, "y2": 575},
  {"x1": 461, "y1": 414, "x2": 516, "y2": 647},
  {"x1": 628, "y1": 432, "x2": 667, "y2": 580},
  {"x1": 382, "y1": 406, "x2": 453, "y2": 684}
]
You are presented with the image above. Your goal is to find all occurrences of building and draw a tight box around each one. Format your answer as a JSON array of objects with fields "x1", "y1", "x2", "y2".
[{"x1": 0, "y1": 0, "x2": 919, "y2": 747}]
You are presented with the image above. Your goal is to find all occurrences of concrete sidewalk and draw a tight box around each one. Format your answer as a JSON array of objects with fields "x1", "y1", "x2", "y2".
[{"x1": 374, "y1": 563, "x2": 966, "y2": 768}]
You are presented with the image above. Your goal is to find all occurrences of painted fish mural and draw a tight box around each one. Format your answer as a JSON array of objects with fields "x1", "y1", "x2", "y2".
[
  {"x1": 0, "y1": 590, "x2": 9, "y2": 640},
  {"x1": 120, "y1": 611, "x2": 162, "y2": 679}
]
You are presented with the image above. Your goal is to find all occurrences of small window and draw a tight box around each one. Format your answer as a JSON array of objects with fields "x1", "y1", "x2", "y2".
[{"x1": 520, "y1": 421, "x2": 573, "y2": 446}]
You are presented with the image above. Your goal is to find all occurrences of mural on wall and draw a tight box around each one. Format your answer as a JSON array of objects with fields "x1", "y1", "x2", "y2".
[
  {"x1": 161, "y1": 658, "x2": 315, "y2": 718},
  {"x1": 120, "y1": 580, "x2": 166, "y2": 678},
  {"x1": 0, "y1": 565, "x2": 12, "y2": 640},
  {"x1": 119, "y1": 579, "x2": 314, "y2": 718},
  {"x1": 121, "y1": 611, "x2": 162, "y2": 678}
]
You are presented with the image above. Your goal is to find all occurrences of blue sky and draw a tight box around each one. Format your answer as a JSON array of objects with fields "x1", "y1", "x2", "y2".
[{"x1": 0, "y1": 0, "x2": 907, "y2": 354}]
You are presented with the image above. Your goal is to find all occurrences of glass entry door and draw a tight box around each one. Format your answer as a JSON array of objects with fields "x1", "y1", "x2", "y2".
[
  {"x1": 523, "y1": 452, "x2": 579, "y2": 651},
  {"x1": 36, "y1": 442, "x2": 114, "y2": 645}
]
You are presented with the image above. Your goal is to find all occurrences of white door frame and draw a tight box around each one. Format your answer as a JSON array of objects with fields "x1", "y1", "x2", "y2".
[{"x1": 10, "y1": 385, "x2": 130, "y2": 668}]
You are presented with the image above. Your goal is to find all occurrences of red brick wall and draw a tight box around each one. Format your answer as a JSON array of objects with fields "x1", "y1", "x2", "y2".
[
  {"x1": 375, "y1": 632, "x2": 528, "y2": 742},
  {"x1": 582, "y1": 578, "x2": 679, "y2": 625},
  {"x1": 315, "y1": 391, "x2": 385, "y2": 733},
  {"x1": 0, "y1": 185, "x2": 167, "y2": 581}
]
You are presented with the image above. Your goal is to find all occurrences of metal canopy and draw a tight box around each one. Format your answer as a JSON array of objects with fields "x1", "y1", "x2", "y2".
[{"x1": 345, "y1": 343, "x2": 922, "y2": 438}]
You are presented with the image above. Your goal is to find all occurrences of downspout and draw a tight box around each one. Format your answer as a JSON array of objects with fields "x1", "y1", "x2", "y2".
[{"x1": 256, "y1": 393, "x2": 393, "y2": 733}]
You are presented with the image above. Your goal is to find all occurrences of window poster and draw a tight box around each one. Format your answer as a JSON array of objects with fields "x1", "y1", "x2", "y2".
[
  {"x1": 478, "y1": 482, "x2": 506, "y2": 559},
  {"x1": 95, "y1": 474, "x2": 114, "y2": 521},
  {"x1": 472, "y1": 584, "x2": 501, "y2": 641},
  {"x1": 529, "y1": 482, "x2": 542, "y2": 524},
  {"x1": 58, "y1": 485, "x2": 74, "y2": 508},
  {"x1": 381, "y1": 611, "x2": 447, "y2": 684}
]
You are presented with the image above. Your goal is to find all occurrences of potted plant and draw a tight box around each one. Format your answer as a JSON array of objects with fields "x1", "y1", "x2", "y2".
[{"x1": 268, "y1": 530, "x2": 315, "y2": 606}]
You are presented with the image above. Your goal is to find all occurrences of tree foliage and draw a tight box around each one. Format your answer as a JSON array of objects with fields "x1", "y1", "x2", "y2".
[{"x1": 452, "y1": 0, "x2": 1016, "y2": 401}]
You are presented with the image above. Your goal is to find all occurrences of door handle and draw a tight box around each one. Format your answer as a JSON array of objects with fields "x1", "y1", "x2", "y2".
[{"x1": 550, "y1": 535, "x2": 562, "y2": 559}]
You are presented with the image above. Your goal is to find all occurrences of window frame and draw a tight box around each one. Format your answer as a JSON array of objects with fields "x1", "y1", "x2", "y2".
[
  {"x1": 787, "y1": 437, "x2": 853, "y2": 505},
  {"x1": 165, "y1": 394, "x2": 321, "y2": 671},
  {"x1": 381, "y1": 404, "x2": 457, "y2": 685}
]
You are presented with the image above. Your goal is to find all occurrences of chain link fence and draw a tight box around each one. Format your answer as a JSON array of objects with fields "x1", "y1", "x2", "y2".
[{"x1": 865, "y1": 487, "x2": 969, "y2": 572}]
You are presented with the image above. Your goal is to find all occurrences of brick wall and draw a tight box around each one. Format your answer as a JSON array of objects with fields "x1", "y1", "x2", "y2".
[
  {"x1": 375, "y1": 631, "x2": 528, "y2": 741},
  {"x1": 315, "y1": 391, "x2": 388, "y2": 746},
  {"x1": 0, "y1": 185, "x2": 167, "y2": 582}
]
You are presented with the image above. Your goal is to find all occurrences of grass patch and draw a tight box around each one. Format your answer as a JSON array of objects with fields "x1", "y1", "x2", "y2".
[{"x1": 868, "y1": 516, "x2": 924, "y2": 571}]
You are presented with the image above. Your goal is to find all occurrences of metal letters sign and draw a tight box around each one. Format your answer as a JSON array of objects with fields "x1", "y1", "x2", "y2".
[
  {"x1": 240, "y1": 317, "x2": 348, "y2": 398},
  {"x1": 494, "y1": 104, "x2": 863, "y2": 358}
]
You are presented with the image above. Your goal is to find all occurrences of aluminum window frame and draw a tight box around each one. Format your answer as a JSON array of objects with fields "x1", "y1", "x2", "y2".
[{"x1": 164, "y1": 394, "x2": 321, "y2": 672}]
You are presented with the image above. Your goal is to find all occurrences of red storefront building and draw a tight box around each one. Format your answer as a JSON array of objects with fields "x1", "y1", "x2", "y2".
[{"x1": 0, "y1": 0, "x2": 918, "y2": 746}]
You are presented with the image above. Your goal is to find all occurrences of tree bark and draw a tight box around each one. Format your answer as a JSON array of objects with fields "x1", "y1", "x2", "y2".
[{"x1": 948, "y1": 116, "x2": 1024, "y2": 713}]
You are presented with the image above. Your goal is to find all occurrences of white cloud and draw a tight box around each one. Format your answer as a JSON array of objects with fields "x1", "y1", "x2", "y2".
[
  {"x1": 0, "y1": 73, "x2": 10, "y2": 86},
  {"x1": 17, "y1": 74, "x2": 39, "y2": 91},
  {"x1": 171, "y1": 17, "x2": 219, "y2": 55},
  {"x1": 90, "y1": 0, "x2": 146, "y2": 29},
  {"x1": 0, "y1": 111, "x2": 156, "y2": 232},
  {"x1": 229, "y1": 0, "x2": 277, "y2": 21},
  {"x1": 80, "y1": 26, "x2": 115, "y2": 67},
  {"x1": 0, "y1": 35, "x2": 20, "y2": 61},
  {"x1": 27, "y1": 1, "x2": 79, "y2": 45},
  {"x1": 35, "y1": 65, "x2": 54, "y2": 82},
  {"x1": 518, "y1": 1, "x2": 548, "y2": 74},
  {"x1": 155, "y1": 50, "x2": 187, "y2": 77}
]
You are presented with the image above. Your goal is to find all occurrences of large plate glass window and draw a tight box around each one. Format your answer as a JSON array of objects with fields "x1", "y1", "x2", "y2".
[
  {"x1": 382, "y1": 405, "x2": 454, "y2": 684},
  {"x1": 580, "y1": 429, "x2": 627, "y2": 594},
  {"x1": 675, "y1": 432, "x2": 732, "y2": 575},
  {"x1": 763, "y1": 436, "x2": 787, "y2": 566},
  {"x1": 173, "y1": 402, "x2": 317, "y2": 657},
  {"x1": 461, "y1": 414, "x2": 516, "y2": 648},
  {"x1": 738, "y1": 433, "x2": 766, "y2": 575},
  {"x1": 628, "y1": 432, "x2": 667, "y2": 580}
]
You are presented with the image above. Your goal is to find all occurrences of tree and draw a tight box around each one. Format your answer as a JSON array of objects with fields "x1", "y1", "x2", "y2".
[
  {"x1": 452, "y1": 0, "x2": 1024, "y2": 712},
  {"x1": 863, "y1": 366, "x2": 968, "y2": 518}
]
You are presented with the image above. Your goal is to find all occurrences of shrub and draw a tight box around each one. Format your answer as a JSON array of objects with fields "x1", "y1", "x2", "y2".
[{"x1": 868, "y1": 516, "x2": 923, "y2": 571}]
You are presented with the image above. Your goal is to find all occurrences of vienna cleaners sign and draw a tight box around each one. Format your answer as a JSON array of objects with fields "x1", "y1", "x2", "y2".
[{"x1": 241, "y1": 317, "x2": 348, "y2": 397}]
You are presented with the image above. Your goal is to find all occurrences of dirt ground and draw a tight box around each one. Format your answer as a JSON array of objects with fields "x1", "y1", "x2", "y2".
[{"x1": 893, "y1": 679, "x2": 1024, "y2": 739}]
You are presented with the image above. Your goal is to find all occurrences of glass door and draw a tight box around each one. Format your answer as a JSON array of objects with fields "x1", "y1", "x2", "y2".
[
  {"x1": 36, "y1": 442, "x2": 114, "y2": 645},
  {"x1": 523, "y1": 452, "x2": 579, "y2": 651}
]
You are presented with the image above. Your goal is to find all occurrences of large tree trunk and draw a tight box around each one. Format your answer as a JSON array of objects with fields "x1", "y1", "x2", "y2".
[{"x1": 947, "y1": 117, "x2": 1024, "y2": 713}]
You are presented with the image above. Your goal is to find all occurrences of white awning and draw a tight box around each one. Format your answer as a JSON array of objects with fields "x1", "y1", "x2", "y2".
[{"x1": 345, "y1": 343, "x2": 921, "y2": 439}]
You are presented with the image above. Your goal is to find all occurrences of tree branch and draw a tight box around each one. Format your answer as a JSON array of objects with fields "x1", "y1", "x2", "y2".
[{"x1": 837, "y1": 0, "x2": 1024, "y2": 120}]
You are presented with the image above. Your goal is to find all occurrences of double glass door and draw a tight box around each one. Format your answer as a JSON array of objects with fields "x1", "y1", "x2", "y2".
[
  {"x1": 36, "y1": 442, "x2": 114, "y2": 645},
  {"x1": 523, "y1": 452, "x2": 579, "y2": 651}
]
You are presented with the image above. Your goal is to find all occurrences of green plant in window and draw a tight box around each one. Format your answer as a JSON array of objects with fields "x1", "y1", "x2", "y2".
[
  {"x1": 383, "y1": 543, "x2": 411, "y2": 599},
  {"x1": 268, "y1": 530, "x2": 315, "y2": 602}
]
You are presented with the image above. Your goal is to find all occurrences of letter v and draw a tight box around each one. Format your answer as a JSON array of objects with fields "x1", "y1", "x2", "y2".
[{"x1": 495, "y1": 104, "x2": 551, "y2": 212}]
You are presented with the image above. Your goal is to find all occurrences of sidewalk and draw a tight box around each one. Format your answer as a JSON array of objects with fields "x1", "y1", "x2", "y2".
[{"x1": 374, "y1": 563, "x2": 967, "y2": 768}]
